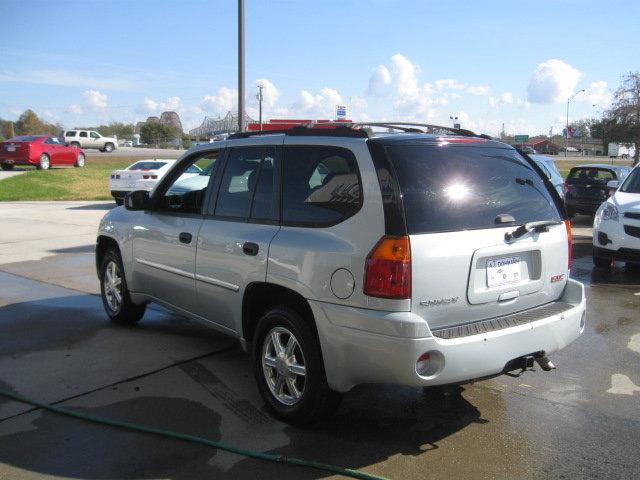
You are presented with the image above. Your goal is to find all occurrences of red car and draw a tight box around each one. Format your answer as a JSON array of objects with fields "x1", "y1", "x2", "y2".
[{"x1": 0, "y1": 135, "x2": 86, "y2": 171}]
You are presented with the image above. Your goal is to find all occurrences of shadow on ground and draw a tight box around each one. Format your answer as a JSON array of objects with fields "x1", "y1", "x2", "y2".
[{"x1": 67, "y1": 203, "x2": 115, "y2": 211}]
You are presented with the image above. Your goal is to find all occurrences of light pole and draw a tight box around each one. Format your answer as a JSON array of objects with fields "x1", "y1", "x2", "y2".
[
  {"x1": 256, "y1": 84, "x2": 264, "y2": 131},
  {"x1": 565, "y1": 89, "x2": 585, "y2": 157},
  {"x1": 238, "y1": 0, "x2": 245, "y2": 132},
  {"x1": 449, "y1": 115, "x2": 459, "y2": 129}
]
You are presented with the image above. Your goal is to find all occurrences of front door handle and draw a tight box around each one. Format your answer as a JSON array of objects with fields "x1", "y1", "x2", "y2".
[
  {"x1": 179, "y1": 232, "x2": 192, "y2": 244},
  {"x1": 243, "y1": 242, "x2": 259, "y2": 256}
]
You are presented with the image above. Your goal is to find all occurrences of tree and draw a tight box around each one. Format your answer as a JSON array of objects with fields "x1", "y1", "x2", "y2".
[
  {"x1": 13, "y1": 109, "x2": 61, "y2": 136},
  {"x1": 606, "y1": 72, "x2": 640, "y2": 165},
  {"x1": 97, "y1": 122, "x2": 135, "y2": 139},
  {"x1": 140, "y1": 122, "x2": 178, "y2": 146},
  {"x1": 0, "y1": 119, "x2": 15, "y2": 140}
]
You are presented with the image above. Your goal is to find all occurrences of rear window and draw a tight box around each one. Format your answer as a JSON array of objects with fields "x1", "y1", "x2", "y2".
[
  {"x1": 9, "y1": 135, "x2": 41, "y2": 142},
  {"x1": 128, "y1": 161, "x2": 167, "y2": 171},
  {"x1": 567, "y1": 168, "x2": 615, "y2": 183},
  {"x1": 384, "y1": 145, "x2": 561, "y2": 234}
]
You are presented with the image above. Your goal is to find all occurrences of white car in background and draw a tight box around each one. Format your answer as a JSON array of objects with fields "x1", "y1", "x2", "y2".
[
  {"x1": 593, "y1": 164, "x2": 640, "y2": 269},
  {"x1": 109, "y1": 159, "x2": 201, "y2": 205}
]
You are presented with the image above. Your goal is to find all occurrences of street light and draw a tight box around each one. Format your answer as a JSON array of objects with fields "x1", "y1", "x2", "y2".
[
  {"x1": 238, "y1": 0, "x2": 245, "y2": 132},
  {"x1": 449, "y1": 115, "x2": 459, "y2": 129},
  {"x1": 256, "y1": 84, "x2": 264, "y2": 131},
  {"x1": 565, "y1": 89, "x2": 585, "y2": 157}
]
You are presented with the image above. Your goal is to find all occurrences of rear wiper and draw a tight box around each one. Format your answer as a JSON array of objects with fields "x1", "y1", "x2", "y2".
[{"x1": 504, "y1": 220, "x2": 563, "y2": 242}]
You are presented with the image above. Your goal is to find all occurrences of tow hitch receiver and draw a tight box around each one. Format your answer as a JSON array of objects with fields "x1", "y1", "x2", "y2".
[
  {"x1": 503, "y1": 351, "x2": 555, "y2": 376},
  {"x1": 534, "y1": 354, "x2": 556, "y2": 371}
]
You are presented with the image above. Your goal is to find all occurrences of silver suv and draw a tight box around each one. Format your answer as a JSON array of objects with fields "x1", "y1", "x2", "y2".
[
  {"x1": 96, "y1": 123, "x2": 586, "y2": 423},
  {"x1": 63, "y1": 129, "x2": 118, "y2": 152}
]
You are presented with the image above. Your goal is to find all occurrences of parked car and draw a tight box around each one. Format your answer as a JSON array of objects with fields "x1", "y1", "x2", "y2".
[
  {"x1": 63, "y1": 129, "x2": 118, "y2": 152},
  {"x1": 108, "y1": 159, "x2": 201, "y2": 205},
  {"x1": 530, "y1": 154, "x2": 565, "y2": 199},
  {"x1": 593, "y1": 164, "x2": 640, "y2": 268},
  {"x1": 0, "y1": 135, "x2": 85, "y2": 170},
  {"x1": 95, "y1": 124, "x2": 585, "y2": 423},
  {"x1": 564, "y1": 164, "x2": 632, "y2": 216}
]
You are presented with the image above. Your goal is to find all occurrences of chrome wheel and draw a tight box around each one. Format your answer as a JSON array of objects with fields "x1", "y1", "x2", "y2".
[
  {"x1": 262, "y1": 327, "x2": 307, "y2": 406},
  {"x1": 39, "y1": 154, "x2": 50, "y2": 170},
  {"x1": 76, "y1": 153, "x2": 85, "y2": 167},
  {"x1": 103, "y1": 260, "x2": 123, "y2": 313}
]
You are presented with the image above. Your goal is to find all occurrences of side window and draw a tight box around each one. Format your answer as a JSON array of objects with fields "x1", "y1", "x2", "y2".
[
  {"x1": 90, "y1": 132, "x2": 100, "y2": 139},
  {"x1": 157, "y1": 151, "x2": 219, "y2": 214},
  {"x1": 79, "y1": 131, "x2": 88, "y2": 138},
  {"x1": 282, "y1": 146, "x2": 362, "y2": 226},
  {"x1": 215, "y1": 147, "x2": 263, "y2": 218}
]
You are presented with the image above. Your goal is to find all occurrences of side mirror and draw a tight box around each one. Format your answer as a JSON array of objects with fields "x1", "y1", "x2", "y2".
[
  {"x1": 606, "y1": 180, "x2": 619, "y2": 197},
  {"x1": 125, "y1": 190, "x2": 151, "y2": 211}
]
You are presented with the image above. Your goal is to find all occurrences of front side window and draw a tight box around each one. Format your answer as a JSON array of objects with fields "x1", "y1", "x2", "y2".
[
  {"x1": 90, "y1": 132, "x2": 101, "y2": 139},
  {"x1": 156, "y1": 152, "x2": 219, "y2": 214},
  {"x1": 282, "y1": 146, "x2": 362, "y2": 227},
  {"x1": 214, "y1": 147, "x2": 263, "y2": 218}
]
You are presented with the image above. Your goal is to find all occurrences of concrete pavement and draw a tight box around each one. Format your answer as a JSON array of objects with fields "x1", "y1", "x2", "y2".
[{"x1": 0, "y1": 201, "x2": 639, "y2": 479}]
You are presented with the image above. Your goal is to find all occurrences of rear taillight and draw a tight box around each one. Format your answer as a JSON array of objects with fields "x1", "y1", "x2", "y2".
[
  {"x1": 142, "y1": 174, "x2": 158, "y2": 180},
  {"x1": 564, "y1": 219, "x2": 573, "y2": 269},
  {"x1": 562, "y1": 181, "x2": 569, "y2": 194},
  {"x1": 363, "y1": 236, "x2": 411, "y2": 299}
]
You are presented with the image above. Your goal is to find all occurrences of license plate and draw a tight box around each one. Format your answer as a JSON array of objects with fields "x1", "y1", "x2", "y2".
[
  {"x1": 487, "y1": 256, "x2": 521, "y2": 288},
  {"x1": 6, "y1": 146, "x2": 15, "y2": 152}
]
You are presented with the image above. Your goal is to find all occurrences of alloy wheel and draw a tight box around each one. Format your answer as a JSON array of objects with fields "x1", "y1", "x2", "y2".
[
  {"x1": 103, "y1": 260, "x2": 123, "y2": 313},
  {"x1": 262, "y1": 326, "x2": 307, "y2": 406}
]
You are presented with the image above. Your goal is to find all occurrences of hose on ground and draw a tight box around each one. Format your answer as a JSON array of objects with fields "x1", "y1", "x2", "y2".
[{"x1": 0, "y1": 390, "x2": 388, "y2": 480}]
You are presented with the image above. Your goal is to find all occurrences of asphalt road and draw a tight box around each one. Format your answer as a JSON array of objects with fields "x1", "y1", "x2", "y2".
[{"x1": 0, "y1": 202, "x2": 639, "y2": 479}]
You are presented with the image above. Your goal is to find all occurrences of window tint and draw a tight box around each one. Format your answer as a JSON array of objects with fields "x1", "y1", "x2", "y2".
[
  {"x1": 65, "y1": 131, "x2": 76, "y2": 137},
  {"x1": 129, "y1": 161, "x2": 167, "y2": 171},
  {"x1": 567, "y1": 168, "x2": 614, "y2": 183},
  {"x1": 158, "y1": 152, "x2": 219, "y2": 214},
  {"x1": 384, "y1": 145, "x2": 561, "y2": 234},
  {"x1": 250, "y1": 146, "x2": 279, "y2": 221},
  {"x1": 79, "y1": 131, "x2": 88, "y2": 138},
  {"x1": 90, "y1": 132, "x2": 100, "y2": 139},
  {"x1": 215, "y1": 147, "x2": 262, "y2": 218},
  {"x1": 620, "y1": 168, "x2": 640, "y2": 193},
  {"x1": 10, "y1": 135, "x2": 41, "y2": 142},
  {"x1": 282, "y1": 146, "x2": 362, "y2": 226}
]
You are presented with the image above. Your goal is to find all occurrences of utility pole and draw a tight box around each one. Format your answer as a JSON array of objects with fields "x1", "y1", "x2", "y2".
[
  {"x1": 237, "y1": 0, "x2": 245, "y2": 132},
  {"x1": 257, "y1": 84, "x2": 264, "y2": 131},
  {"x1": 565, "y1": 89, "x2": 585, "y2": 157}
]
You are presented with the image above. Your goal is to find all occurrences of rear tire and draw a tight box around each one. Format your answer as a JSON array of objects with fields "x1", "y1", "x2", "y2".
[
  {"x1": 75, "y1": 153, "x2": 85, "y2": 168},
  {"x1": 70, "y1": 142, "x2": 81, "y2": 149},
  {"x1": 593, "y1": 252, "x2": 611, "y2": 269},
  {"x1": 253, "y1": 306, "x2": 342, "y2": 424},
  {"x1": 37, "y1": 154, "x2": 50, "y2": 170},
  {"x1": 1, "y1": 163, "x2": 14, "y2": 171},
  {"x1": 99, "y1": 247, "x2": 145, "y2": 325}
]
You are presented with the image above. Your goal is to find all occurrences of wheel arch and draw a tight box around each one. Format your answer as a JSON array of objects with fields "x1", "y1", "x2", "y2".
[
  {"x1": 242, "y1": 282, "x2": 319, "y2": 347},
  {"x1": 95, "y1": 235, "x2": 121, "y2": 277}
]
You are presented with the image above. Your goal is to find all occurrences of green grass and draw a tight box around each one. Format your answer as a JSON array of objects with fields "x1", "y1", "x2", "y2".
[{"x1": 0, "y1": 156, "x2": 139, "y2": 201}]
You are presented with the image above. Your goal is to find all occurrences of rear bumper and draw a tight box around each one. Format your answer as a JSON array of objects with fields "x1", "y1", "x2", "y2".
[
  {"x1": 311, "y1": 279, "x2": 585, "y2": 392},
  {"x1": 110, "y1": 190, "x2": 131, "y2": 200},
  {"x1": 566, "y1": 198, "x2": 605, "y2": 215},
  {"x1": 593, "y1": 246, "x2": 640, "y2": 262}
]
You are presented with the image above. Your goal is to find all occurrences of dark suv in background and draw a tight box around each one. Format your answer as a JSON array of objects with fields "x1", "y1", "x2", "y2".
[{"x1": 564, "y1": 164, "x2": 632, "y2": 216}]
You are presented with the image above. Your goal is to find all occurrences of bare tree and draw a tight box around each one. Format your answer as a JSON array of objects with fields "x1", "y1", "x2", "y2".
[{"x1": 607, "y1": 72, "x2": 640, "y2": 165}]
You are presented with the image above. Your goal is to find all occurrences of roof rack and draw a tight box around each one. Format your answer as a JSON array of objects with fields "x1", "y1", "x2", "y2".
[{"x1": 227, "y1": 121, "x2": 491, "y2": 140}]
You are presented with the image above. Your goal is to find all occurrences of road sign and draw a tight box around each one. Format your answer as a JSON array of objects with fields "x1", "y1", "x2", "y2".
[
  {"x1": 514, "y1": 135, "x2": 529, "y2": 143},
  {"x1": 336, "y1": 105, "x2": 347, "y2": 120}
]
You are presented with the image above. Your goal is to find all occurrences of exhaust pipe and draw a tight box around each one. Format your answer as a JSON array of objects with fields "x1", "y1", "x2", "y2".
[{"x1": 534, "y1": 353, "x2": 556, "y2": 371}]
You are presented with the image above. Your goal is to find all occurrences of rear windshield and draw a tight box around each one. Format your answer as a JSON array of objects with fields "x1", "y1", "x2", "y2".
[
  {"x1": 620, "y1": 168, "x2": 640, "y2": 194},
  {"x1": 8, "y1": 135, "x2": 41, "y2": 142},
  {"x1": 567, "y1": 167, "x2": 615, "y2": 183},
  {"x1": 384, "y1": 145, "x2": 561, "y2": 234},
  {"x1": 128, "y1": 161, "x2": 167, "y2": 171}
]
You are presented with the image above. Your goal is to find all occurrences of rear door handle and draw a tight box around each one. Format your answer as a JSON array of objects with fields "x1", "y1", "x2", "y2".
[
  {"x1": 179, "y1": 232, "x2": 192, "y2": 244},
  {"x1": 243, "y1": 242, "x2": 259, "y2": 256}
]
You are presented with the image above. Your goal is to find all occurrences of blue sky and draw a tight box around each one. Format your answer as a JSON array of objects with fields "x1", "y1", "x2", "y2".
[{"x1": 0, "y1": 0, "x2": 638, "y2": 136}]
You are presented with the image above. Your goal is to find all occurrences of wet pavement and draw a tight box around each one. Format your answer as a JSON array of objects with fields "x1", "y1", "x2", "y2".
[{"x1": 0, "y1": 203, "x2": 639, "y2": 479}]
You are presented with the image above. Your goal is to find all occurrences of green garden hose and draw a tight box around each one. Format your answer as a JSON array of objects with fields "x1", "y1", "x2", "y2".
[{"x1": 0, "y1": 390, "x2": 388, "y2": 480}]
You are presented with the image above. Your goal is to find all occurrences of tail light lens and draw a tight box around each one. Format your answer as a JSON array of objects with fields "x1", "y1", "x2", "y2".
[
  {"x1": 563, "y1": 181, "x2": 569, "y2": 194},
  {"x1": 564, "y1": 219, "x2": 573, "y2": 269},
  {"x1": 364, "y1": 236, "x2": 411, "y2": 299},
  {"x1": 142, "y1": 174, "x2": 158, "y2": 180}
]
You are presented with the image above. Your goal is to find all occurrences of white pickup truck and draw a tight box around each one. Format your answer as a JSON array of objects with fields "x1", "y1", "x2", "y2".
[
  {"x1": 608, "y1": 143, "x2": 636, "y2": 159},
  {"x1": 63, "y1": 129, "x2": 118, "y2": 152}
]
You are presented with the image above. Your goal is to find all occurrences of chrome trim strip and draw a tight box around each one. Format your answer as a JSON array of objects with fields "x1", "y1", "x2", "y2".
[
  {"x1": 195, "y1": 273, "x2": 239, "y2": 292},
  {"x1": 135, "y1": 258, "x2": 194, "y2": 279}
]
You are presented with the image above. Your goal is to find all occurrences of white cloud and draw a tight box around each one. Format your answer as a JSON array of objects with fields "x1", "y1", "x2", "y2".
[
  {"x1": 293, "y1": 87, "x2": 344, "y2": 117},
  {"x1": 202, "y1": 87, "x2": 237, "y2": 115},
  {"x1": 139, "y1": 96, "x2": 182, "y2": 114},
  {"x1": 254, "y1": 78, "x2": 279, "y2": 107},
  {"x1": 68, "y1": 104, "x2": 83, "y2": 114},
  {"x1": 367, "y1": 65, "x2": 392, "y2": 96},
  {"x1": 391, "y1": 54, "x2": 420, "y2": 98},
  {"x1": 435, "y1": 79, "x2": 465, "y2": 91},
  {"x1": 82, "y1": 90, "x2": 108, "y2": 109},
  {"x1": 489, "y1": 92, "x2": 530, "y2": 109},
  {"x1": 527, "y1": 59, "x2": 582, "y2": 104},
  {"x1": 576, "y1": 80, "x2": 612, "y2": 108},
  {"x1": 466, "y1": 85, "x2": 491, "y2": 96}
]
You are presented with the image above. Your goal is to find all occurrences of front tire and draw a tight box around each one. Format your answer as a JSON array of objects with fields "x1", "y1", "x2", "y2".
[
  {"x1": 1, "y1": 163, "x2": 14, "y2": 171},
  {"x1": 253, "y1": 307, "x2": 342, "y2": 424},
  {"x1": 75, "y1": 153, "x2": 85, "y2": 167},
  {"x1": 593, "y1": 252, "x2": 611, "y2": 269},
  {"x1": 37, "y1": 154, "x2": 50, "y2": 170},
  {"x1": 103, "y1": 143, "x2": 114, "y2": 153},
  {"x1": 99, "y1": 248, "x2": 145, "y2": 325}
]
